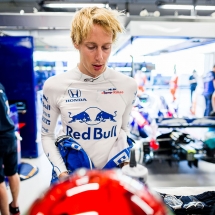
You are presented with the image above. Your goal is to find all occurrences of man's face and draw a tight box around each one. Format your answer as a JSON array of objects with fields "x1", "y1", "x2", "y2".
[
  {"x1": 213, "y1": 67, "x2": 215, "y2": 72},
  {"x1": 75, "y1": 24, "x2": 113, "y2": 78}
]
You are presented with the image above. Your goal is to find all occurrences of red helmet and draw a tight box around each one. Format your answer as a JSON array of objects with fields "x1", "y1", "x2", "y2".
[{"x1": 29, "y1": 169, "x2": 171, "y2": 215}]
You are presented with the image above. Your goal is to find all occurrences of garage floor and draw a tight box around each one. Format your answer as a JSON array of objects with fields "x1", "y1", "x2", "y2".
[
  {"x1": 6, "y1": 151, "x2": 215, "y2": 215},
  {"x1": 147, "y1": 159, "x2": 215, "y2": 187}
]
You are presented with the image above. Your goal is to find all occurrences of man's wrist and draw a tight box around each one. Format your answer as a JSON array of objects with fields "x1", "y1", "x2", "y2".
[{"x1": 59, "y1": 171, "x2": 69, "y2": 179}]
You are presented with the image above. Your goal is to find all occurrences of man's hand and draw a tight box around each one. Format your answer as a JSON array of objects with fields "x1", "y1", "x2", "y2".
[{"x1": 58, "y1": 171, "x2": 69, "y2": 181}]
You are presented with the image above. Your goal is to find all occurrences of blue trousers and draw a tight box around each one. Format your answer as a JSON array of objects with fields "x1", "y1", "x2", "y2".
[{"x1": 204, "y1": 94, "x2": 213, "y2": 116}]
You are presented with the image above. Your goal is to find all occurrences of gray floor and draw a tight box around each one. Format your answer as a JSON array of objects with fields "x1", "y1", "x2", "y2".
[
  {"x1": 146, "y1": 159, "x2": 215, "y2": 187},
  {"x1": 7, "y1": 151, "x2": 214, "y2": 215}
]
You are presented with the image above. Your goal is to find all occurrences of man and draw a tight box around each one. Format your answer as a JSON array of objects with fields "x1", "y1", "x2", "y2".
[
  {"x1": 169, "y1": 70, "x2": 178, "y2": 102},
  {"x1": 203, "y1": 65, "x2": 215, "y2": 116},
  {"x1": 0, "y1": 83, "x2": 20, "y2": 215},
  {"x1": 41, "y1": 7, "x2": 137, "y2": 181},
  {"x1": 134, "y1": 70, "x2": 147, "y2": 94},
  {"x1": 189, "y1": 70, "x2": 197, "y2": 103}
]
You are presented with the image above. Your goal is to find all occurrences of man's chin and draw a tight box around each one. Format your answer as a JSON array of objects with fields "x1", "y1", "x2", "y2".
[{"x1": 91, "y1": 67, "x2": 105, "y2": 77}]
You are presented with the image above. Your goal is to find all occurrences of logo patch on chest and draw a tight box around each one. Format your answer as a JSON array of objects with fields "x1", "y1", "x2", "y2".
[{"x1": 68, "y1": 107, "x2": 117, "y2": 125}]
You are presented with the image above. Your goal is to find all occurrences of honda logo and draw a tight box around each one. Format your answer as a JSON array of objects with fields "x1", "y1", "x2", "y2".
[{"x1": 68, "y1": 89, "x2": 81, "y2": 98}]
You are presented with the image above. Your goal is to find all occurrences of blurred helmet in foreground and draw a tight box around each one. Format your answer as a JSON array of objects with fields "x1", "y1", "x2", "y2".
[{"x1": 28, "y1": 169, "x2": 171, "y2": 215}]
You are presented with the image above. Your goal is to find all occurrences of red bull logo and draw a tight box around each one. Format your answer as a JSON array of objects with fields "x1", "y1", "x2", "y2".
[
  {"x1": 42, "y1": 116, "x2": 50, "y2": 125},
  {"x1": 95, "y1": 111, "x2": 117, "y2": 122},
  {"x1": 43, "y1": 94, "x2": 48, "y2": 102},
  {"x1": 68, "y1": 107, "x2": 117, "y2": 125},
  {"x1": 43, "y1": 101, "x2": 50, "y2": 110},
  {"x1": 66, "y1": 125, "x2": 117, "y2": 140},
  {"x1": 68, "y1": 111, "x2": 91, "y2": 123}
]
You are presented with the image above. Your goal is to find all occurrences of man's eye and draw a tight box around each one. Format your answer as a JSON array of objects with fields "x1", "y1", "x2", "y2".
[
  {"x1": 103, "y1": 47, "x2": 110, "y2": 50},
  {"x1": 87, "y1": 46, "x2": 95, "y2": 50}
]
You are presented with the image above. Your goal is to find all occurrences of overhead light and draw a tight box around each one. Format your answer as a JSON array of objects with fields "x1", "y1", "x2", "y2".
[
  {"x1": 195, "y1": 5, "x2": 215, "y2": 10},
  {"x1": 158, "y1": 4, "x2": 194, "y2": 10},
  {"x1": 43, "y1": 2, "x2": 109, "y2": 9}
]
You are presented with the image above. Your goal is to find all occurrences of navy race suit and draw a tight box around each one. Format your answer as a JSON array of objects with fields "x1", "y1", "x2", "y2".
[
  {"x1": 0, "y1": 83, "x2": 14, "y2": 135},
  {"x1": 0, "y1": 83, "x2": 17, "y2": 184},
  {"x1": 41, "y1": 67, "x2": 137, "y2": 176}
]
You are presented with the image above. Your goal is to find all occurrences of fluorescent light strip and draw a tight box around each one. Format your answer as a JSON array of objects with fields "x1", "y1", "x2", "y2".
[
  {"x1": 159, "y1": 4, "x2": 194, "y2": 10},
  {"x1": 195, "y1": 6, "x2": 215, "y2": 10},
  {"x1": 44, "y1": 3, "x2": 109, "y2": 8}
]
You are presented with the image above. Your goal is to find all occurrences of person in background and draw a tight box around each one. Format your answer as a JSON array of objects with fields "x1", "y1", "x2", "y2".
[
  {"x1": 169, "y1": 69, "x2": 178, "y2": 102},
  {"x1": 0, "y1": 82, "x2": 20, "y2": 215},
  {"x1": 189, "y1": 70, "x2": 198, "y2": 103},
  {"x1": 203, "y1": 65, "x2": 215, "y2": 116},
  {"x1": 211, "y1": 92, "x2": 215, "y2": 116},
  {"x1": 208, "y1": 65, "x2": 215, "y2": 116},
  {"x1": 134, "y1": 70, "x2": 147, "y2": 95},
  {"x1": 41, "y1": 7, "x2": 137, "y2": 182}
]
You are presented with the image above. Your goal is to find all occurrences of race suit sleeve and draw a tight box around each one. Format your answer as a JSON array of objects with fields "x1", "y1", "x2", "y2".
[
  {"x1": 41, "y1": 80, "x2": 68, "y2": 176},
  {"x1": 0, "y1": 87, "x2": 15, "y2": 132},
  {"x1": 121, "y1": 81, "x2": 137, "y2": 136}
]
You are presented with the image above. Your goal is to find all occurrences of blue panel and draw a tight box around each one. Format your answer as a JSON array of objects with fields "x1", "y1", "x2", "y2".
[{"x1": 0, "y1": 36, "x2": 38, "y2": 158}]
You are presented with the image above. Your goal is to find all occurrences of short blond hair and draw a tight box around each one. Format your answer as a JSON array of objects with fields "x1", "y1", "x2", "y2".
[{"x1": 71, "y1": 7, "x2": 124, "y2": 45}]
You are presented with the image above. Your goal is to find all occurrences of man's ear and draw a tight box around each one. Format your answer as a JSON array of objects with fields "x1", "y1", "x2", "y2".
[{"x1": 73, "y1": 43, "x2": 79, "y2": 49}]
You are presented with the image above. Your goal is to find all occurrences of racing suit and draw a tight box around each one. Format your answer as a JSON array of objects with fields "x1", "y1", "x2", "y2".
[
  {"x1": 0, "y1": 83, "x2": 17, "y2": 184},
  {"x1": 41, "y1": 67, "x2": 137, "y2": 176}
]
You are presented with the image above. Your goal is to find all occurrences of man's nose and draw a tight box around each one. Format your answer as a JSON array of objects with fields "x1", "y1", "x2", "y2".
[{"x1": 95, "y1": 48, "x2": 103, "y2": 61}]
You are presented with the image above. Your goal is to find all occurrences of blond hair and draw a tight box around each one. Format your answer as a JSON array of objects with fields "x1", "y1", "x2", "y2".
[{"x1": 71, "y1": 7, "x2": 124, "y2": 45}]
